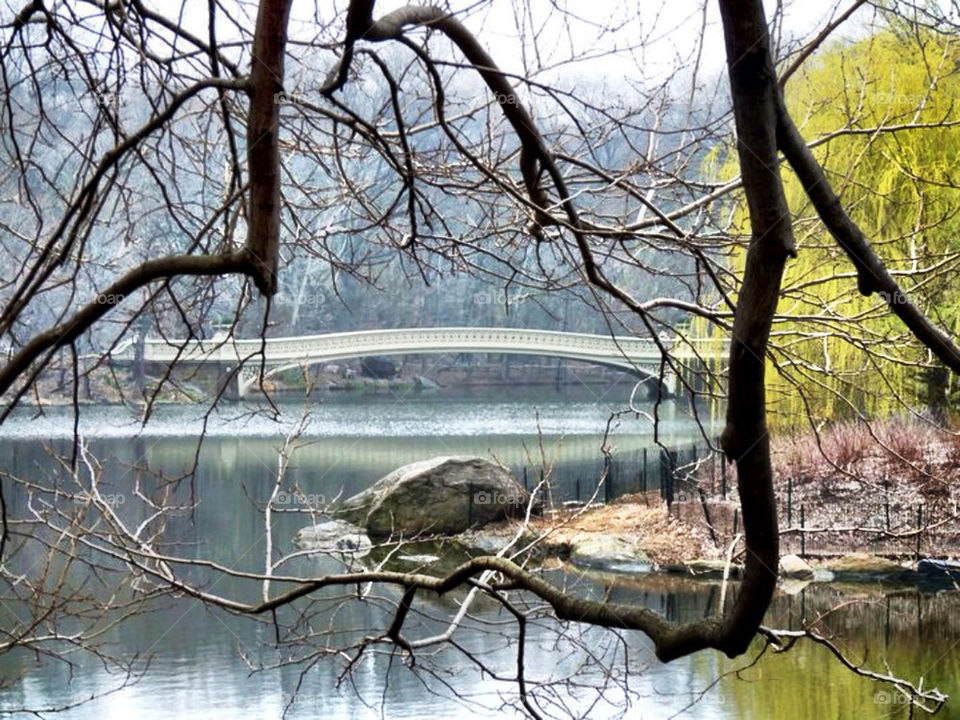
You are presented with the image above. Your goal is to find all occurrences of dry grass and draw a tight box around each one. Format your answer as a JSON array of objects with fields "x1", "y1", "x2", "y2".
[
  {"x1": 772, "y1": 417, "x2": 960, "y2": 495},
  {"x1": 768, "y1": 417, "x2": 960, "y2": 557},
  {"x1": 524, "y1": 492, "x2": 718, "y2": 565}
]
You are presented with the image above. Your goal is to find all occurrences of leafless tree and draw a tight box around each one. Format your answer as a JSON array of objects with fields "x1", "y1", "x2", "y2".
[{"x1": 0, "y1": 0, "x2": 958, "y2": 716}]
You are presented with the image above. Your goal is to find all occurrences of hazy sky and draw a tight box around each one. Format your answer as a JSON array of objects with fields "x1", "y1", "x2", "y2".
[
  {"x1": 298, "y1": 0, "x2": 872, "y2": 88},
  {"x1": 123, "y1": 0, "x2": 877, "y2": 92}
]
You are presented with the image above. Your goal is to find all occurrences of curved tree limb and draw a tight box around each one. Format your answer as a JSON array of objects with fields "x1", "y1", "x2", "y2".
[
  {"x1": 320, "y1": 0, "x2": 375, "y2": 94},
  {"x1": 707, "y1": 0, "x2": 794, "y2": 659},
  {"x1": 319, "y1": 2, "x2": 554, "y2": 227}
]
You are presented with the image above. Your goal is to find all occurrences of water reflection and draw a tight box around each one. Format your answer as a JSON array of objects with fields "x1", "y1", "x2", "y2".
[{"x1": 0, "y1": 391, "x2": 956, "y2": 718}]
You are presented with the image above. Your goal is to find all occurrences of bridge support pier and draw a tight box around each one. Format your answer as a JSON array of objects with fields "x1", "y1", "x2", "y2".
[
  {"x1": 215, "y1": 363, "x2": 242, "y2": 401},
  {"x1": 664, "y1": 367, "x2": 681, "y2": 397}
]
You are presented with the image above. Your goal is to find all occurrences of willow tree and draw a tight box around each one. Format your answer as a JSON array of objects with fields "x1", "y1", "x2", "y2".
[{"x1": 702, "y1": 26, "x2": 960, "y2": 428}]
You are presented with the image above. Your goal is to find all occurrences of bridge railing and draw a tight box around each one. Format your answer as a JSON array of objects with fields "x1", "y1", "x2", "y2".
[{"x1": 115, "y1": 327, "x2": 728, "y2": 365}]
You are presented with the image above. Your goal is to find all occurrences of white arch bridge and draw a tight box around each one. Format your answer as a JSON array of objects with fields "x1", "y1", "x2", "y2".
[{"x1": 111, "y1": 327, "x2": 728, "y2": 398}]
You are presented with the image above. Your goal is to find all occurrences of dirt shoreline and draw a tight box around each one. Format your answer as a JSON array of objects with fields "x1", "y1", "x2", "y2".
[{"x1": 470, "y1": 495, "x2": 960, "y2": 588}]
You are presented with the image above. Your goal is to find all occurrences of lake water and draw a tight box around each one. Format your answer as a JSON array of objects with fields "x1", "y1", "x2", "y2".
[{"x1": 0, "y1": 386, "x2": 957, "y2": 718}]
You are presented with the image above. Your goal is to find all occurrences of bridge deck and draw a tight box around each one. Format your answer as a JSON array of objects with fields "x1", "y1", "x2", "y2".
[{"x1": 111, "y1": 327, "x2": 728, "y2": 395}]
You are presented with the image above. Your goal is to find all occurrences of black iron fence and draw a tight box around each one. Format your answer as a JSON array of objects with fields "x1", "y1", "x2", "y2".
[
  {"x1": 511, "y1": 439, "x2": 960, "y2": 559},
  {"x1": 511, "y1": 439, "x2": 717, "y2": 507},
  {"x1": 776, "y1": 496, "x2": 960, "y2": 559}
]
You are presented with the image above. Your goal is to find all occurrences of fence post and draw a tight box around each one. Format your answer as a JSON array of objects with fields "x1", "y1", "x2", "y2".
[
  {"x1": 659, "y1": 449, "x2": 670, "y2": 505},
  {"x1": 800, "y1": 504, "x2": 806, "y2": 558},
  {"x1": 670, "y1": 450, "x2": 678, "y2": 506},
  {"x1": 916, "y1": 504, "x2": 923, "y2": 561},
  {"x1": 642, "y1": 448, "x2": 647, "y2": 493},
  {"x1": 720, "y1": 446, "x2": 727, "y2": 500},
  {"x1": 662, "y1": 449, "x2": 676, "y2": 507},
  {"x1": 540, "y1": 467, "x2": 548, "y2": 510},
  {"x1": 659, "y1": 450, "x2": 666, "y2": 501},
  {"x1": 603, "y1": 455, "x2": 612, "y2": 503},
  {"x1": 468, "y1": 482, "x2": 474, "y2": 527},
  {"x1": 787, "y1": 476, "x2": 793, "y2": 527},
  {"x1": 523, "y1": 466, "x2": 528, "y2": 492},
  {"x1": 711, "y1": 439, "x2": 717, "y2": 494}
]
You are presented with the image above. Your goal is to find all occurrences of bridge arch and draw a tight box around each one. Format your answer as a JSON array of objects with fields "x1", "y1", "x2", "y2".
[
  {"x1": 246, "y1": 347, "x2": 668, "y2": 397},
  {"x1": 117, "y1": 327, "x2": 726, "y2": 398}
]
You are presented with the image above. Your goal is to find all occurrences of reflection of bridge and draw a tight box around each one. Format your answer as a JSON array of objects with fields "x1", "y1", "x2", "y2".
[{"x1": 110, "y1": 327, "x2": 728, "y2": 397}]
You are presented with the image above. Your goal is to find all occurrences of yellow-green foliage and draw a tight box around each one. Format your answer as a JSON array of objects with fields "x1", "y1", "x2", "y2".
[{"x1": 703, "y1": 29, "x2": 960, "y2": 431}]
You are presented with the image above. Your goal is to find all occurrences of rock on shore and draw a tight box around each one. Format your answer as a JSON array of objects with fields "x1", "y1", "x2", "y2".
[
  {"x1": 568, "y1": 534, "x2": 652, "y2": 573},
  {"x1": 337, "y1": 456, "x2": 531, "y2": 536},
  {"x1": 779, "y1": 553, "x2": 814, "y2": 580}
]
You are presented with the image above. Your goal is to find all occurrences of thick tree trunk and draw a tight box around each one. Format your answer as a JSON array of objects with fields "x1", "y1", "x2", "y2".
[
  {"x1": 246, "y1": 0, "x2": 294, "y2": 296},
  {"x1": 711, "y1": 0, "x2": 797, "y2": 656}
]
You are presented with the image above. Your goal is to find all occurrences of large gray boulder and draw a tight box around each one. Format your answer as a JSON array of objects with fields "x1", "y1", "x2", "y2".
[{"x1": 338, "y1": 456, "x2": 530, "y2": 536}]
